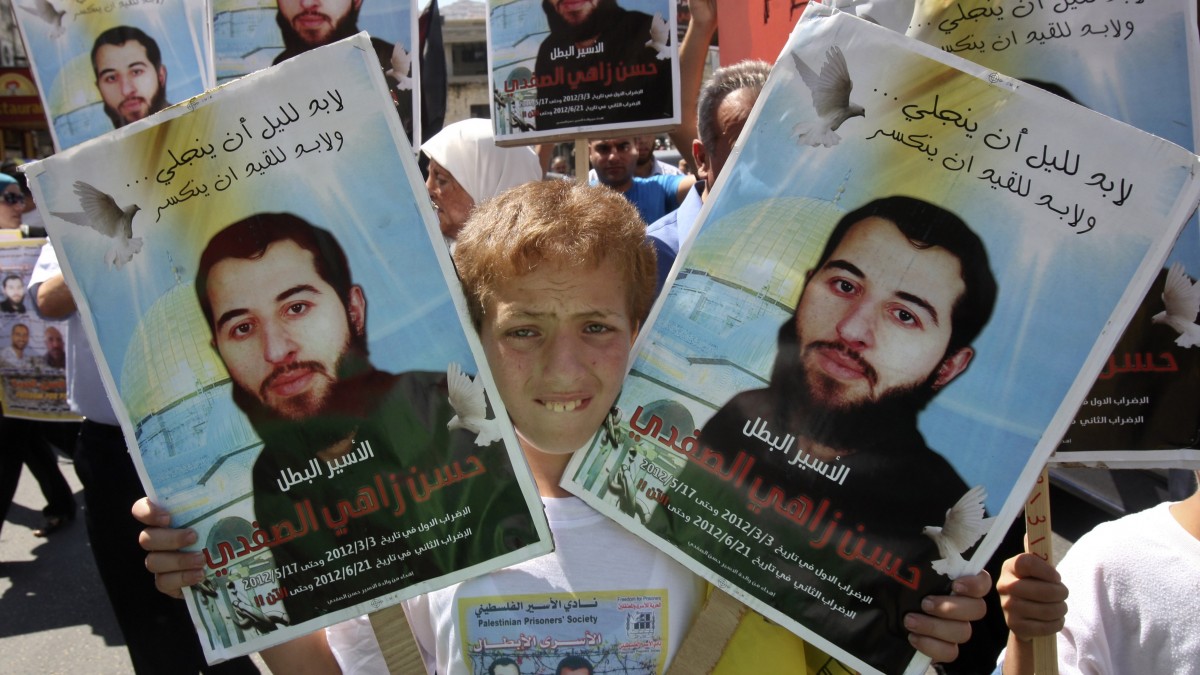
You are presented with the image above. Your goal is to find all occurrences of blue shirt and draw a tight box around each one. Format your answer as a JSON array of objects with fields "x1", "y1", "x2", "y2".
[
  {"x1": 646, "y1": 181, "x2": 705, "y2": 298},
  {"x1": 592, "y1": 174, "x2": 685, "y2": 225}
]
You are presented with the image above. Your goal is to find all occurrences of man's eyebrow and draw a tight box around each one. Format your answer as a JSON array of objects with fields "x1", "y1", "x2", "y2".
[
  {"x1": 97, "y1": 60, "x2": 149, "y2": 77},
  {"x1": 214, "y1": 284, "x2": 321, "y2": 330},
  {"x1": 824, "y1": 259, "x2": 940, "y2": 325}
]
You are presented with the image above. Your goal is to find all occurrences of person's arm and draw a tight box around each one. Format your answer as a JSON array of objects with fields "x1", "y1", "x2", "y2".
[
  {"x1": 996, "y1": 552, "x2": 1068, "y2": 675},
  {"x1": 132, "y1": 498, "x2": 341, "y2": 673},
  {"x1": 905, "y1": 569, "x2": 992, "y2": 663},
  {"x1": 35, "y1": 274, "x2": 77, "y2": 319},
  {"x1": 259, "y1": 631, "x2": 341, "y2": 675},
  {"x1": 669, "y1": 0, "x2": 717, "y2": 170},
  {"x1": 673, "y1": 173, "x2": 698, "y2": 205}
]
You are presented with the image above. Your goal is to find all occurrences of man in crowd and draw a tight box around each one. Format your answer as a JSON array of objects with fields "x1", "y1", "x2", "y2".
[
  {"x1": 647, "y1": 60, "x2": 770, "y2": 294},
  {"x1": 633, "y1": 136, "x2": 683, "y2": 178},
  {"x1": 997, "y1": 471, "x2": 1200, "y2": 674},
  {"x1": 649, "y1": 196, "x2": 998, "y2": 673},
  {"x1": 2, "y1": 273, "x2": 26, "y2": 312},
  {"x1": 91, "y1": 26, "x2": 169, "y2": 129},
  {"x1": 193, "y1": 212, "x2": 536, "y2": 624},
  {"x1": 589, "y1": 137, "x2": 695, "y2": 225}
]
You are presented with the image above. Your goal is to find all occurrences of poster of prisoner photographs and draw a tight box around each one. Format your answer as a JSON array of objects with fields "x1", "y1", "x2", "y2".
[
  {"x1": 212, "y1": 0, "x2": 421, "y2": 145},
  {"x1": 24, "y1": 35, "x2": 551, "y2": 663},
  {"x1": 486, "y1": 0, "x2": 681, "y2": 144},
  {"x1": 858, "y1": 0, "x2": 1200, "y2": 467},
  {"x1": 14, "y1": 0, "x2": 212, "y2": 152},
  {"x1": 0, "y1": 239, "x2": 78, "y2": 421},
  {"x1": 563, "y1": 7, "x2": 1200, "y2": 675}
]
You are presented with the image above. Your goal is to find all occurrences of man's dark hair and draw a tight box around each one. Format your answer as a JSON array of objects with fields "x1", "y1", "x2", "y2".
[
  {"x1": 2, "y1": 273, "x2": 21, "y2": 287},
  {"x1": 812, "y1": 196, "x2": 997, "y2": 353},
  {"x1": 195, "y1": 212, "x2": 362, "y2": 350},
  {"x1": 91, "y1": 25, "x2": 163, "y2": 75},
  {"x1": 555, "y1": 655, "x2": 594, "y2": 675},
  {"x1": 488, "y1": 656, "x2": 519, "y2": 674},
  {"x1": 697, "y1": 60, "x2": 770, "y2": 153}
]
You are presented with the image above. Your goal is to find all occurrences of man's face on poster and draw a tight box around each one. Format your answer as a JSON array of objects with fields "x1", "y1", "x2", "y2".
[
  {"x1": 550, "y1": 0, "x2": 600, "y2": 27},
  {"x1": 94, "y1": 40, "x2": 166, "y2": 126},
  {"x1": 278, "y1": 0, "x2": 361, "y2": 48},
  {"x1": 3, "y1": 277, "x2": 24, "y2": 305},
  {"x1": 44, "y1": 327, "x2": 64, "y2": 363},
  {"x1": 11, "y1": 324, "x2": 28, "y2": 351},
  {"x1": 794, "y1": 216, "x2": 971, "y2": 412},
  {"x1": 205, "y1": 238, "x2": 366, "y2": 420}
]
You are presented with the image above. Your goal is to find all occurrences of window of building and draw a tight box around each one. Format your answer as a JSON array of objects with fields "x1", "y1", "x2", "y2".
[{"x1": 450, "y1": 41, "x2": 488, "y2": 77}]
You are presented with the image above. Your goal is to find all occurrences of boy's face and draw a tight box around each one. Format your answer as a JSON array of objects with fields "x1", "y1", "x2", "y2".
[{"x1": 480, "y1": 255, "x2": 636, "y2": 455}]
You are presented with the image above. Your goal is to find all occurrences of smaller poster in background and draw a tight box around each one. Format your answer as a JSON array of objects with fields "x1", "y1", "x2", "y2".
[
  {"x1": 13, "y1": 0, "x2": 212, "y2": 151},
  {"x1": 0, "y1": 239, "x2": 77, "y2": 421},
  {"x1": 211, "y1": 0, "x2": 421, "y2": 145},
  {"x1": 486, "y1": 0, "x2": 681, "y2": 145}
]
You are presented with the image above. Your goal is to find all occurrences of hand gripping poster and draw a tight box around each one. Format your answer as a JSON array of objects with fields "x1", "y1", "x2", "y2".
[
  {"x1": 486, "y1": 0, "x2": 682, "y2": 144},
  {"x1": 857, "y1": 0, "x2": 1200, "y2": 467},
  {"x1": 13, "y1": 0, "x2": 213, "y2": 152},
  {"x1": 211, "y1": 0, "x2": 421, "y2": 145},
  {"x1": 562, "y1": 7, "x2": 1200, "y2": 675},
  {"x1": 23, "y1": 34, "x2": 551, "y2": 662},
  {"x1": 0, "y1": 239, "x2": 78, "y2": 421}
]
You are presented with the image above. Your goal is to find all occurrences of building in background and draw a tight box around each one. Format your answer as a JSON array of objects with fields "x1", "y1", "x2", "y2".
[{"x1": 0, "y1": 0, "x2": 51, "y2": 160}]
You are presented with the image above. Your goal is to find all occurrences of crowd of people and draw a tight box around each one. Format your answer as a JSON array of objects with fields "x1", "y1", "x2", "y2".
[{"x1": 2, "y1": 1, "x2": 1195, "y2": 674}]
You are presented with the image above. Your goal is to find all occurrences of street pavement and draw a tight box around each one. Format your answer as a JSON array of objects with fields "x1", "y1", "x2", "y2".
[{"x1": 0, "y1": 450, "x2": 266, "y2": 674}]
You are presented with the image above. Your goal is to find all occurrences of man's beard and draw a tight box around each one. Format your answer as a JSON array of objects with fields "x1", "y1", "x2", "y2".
[
  {"x1": 544, "y1": 0, "x2": 619, "y2": 43},
  {"x1": 276, "y1": 4, "x2": 360, "y2": 53},
  {"x1": 105, "y1": 84, "x2": 167, "y2": 128},
  {"x1": 233, "y1": 340, "x2": 374, "y2": 451},
  {"x1": 768, "y1": 318, "x2": 940, "y2": 453}
]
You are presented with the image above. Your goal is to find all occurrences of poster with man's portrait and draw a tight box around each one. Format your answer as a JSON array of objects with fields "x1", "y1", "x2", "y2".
[
  {"x1": 212, "y1": 0, "x2": 421, "y2": 145},
  {"x1": 25, "y1": 34, "x2": 550, "y2": 663},
  {"x1": 563, "y1": 7, "x2": 1200, "y2": 675},
  {"x1": 486, "y1": 0, "x2": 682, "y2": 145},
  {"x1": 14, "y1": 0, "x2": 212, "y2": 151},
  {"x1": 0, "y1": 239, "x2": 77, "y2": 421},
  {"x1": 857, "y1": 0, "x2": 1200, "y2": 467}
]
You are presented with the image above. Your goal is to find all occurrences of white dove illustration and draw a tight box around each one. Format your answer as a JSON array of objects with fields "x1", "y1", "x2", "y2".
[
  {"x1": 922, "y1": 485, "x2": 993, "y2": 579},
  {"x1": 18, "y1": 0, "x2": 65, "y2": 39},
  {"x1": 645, "y1": 13, "x2": 671, "y2": 60},
  {"x1": 50, "y1": 181, "x2": 142, "y2": 269},
  {"x1": 446, "y1": 362, "x2": 504, "y2": 446},
  {"x1": 385, "y1": 44, "x2": 413, "y2": 92},
  {"x1": 789, "y1": 45, "x2": 865, "y2": 147},
  {"x1": 1151, "y1": 262, "x2": 1200, "y2": 348}
]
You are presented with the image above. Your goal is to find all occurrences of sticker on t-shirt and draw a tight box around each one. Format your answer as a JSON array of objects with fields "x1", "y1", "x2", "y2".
[{"x1": 458, "y1": 590, "x2": 668, "y2": 674}]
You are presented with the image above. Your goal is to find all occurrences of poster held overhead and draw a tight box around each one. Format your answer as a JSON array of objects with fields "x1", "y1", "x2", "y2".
[{"x1": 486, "y1": 0, "x2": 682, "y2": 145}]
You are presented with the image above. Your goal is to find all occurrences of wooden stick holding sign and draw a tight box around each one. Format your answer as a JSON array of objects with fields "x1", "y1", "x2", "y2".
[{"x1": 1024, "y1": 465, "x2": 1058, "y2": 675}]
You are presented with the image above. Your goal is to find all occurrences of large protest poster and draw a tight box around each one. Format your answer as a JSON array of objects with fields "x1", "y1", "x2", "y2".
[
  {"x1": 23, "y1": 34, "x2": 551, "y2": 662},
  {"x1": 0, "y1": 239, "x2": 78, "y2": 421},
  {"x1": 213, "y1": 0, "x2": 421, "y2": 145},
  {"x1": 486, "y1": 0, "x2": 681, "y2": 144},
  {"x1": 562, "y1": 8, "x2": 1200, "y2": 674},
  {"x1": 14, "y1": 0, "x2": 212, "y2": 152},
  {"x1": 859, "y1": 0, "x2": 1200, "y2": 467}
]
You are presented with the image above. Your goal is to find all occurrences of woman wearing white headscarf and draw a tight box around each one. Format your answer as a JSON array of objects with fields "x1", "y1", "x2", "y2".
[{"x1": 420, "y1": 118, "x2": 542, "y2": 241}]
